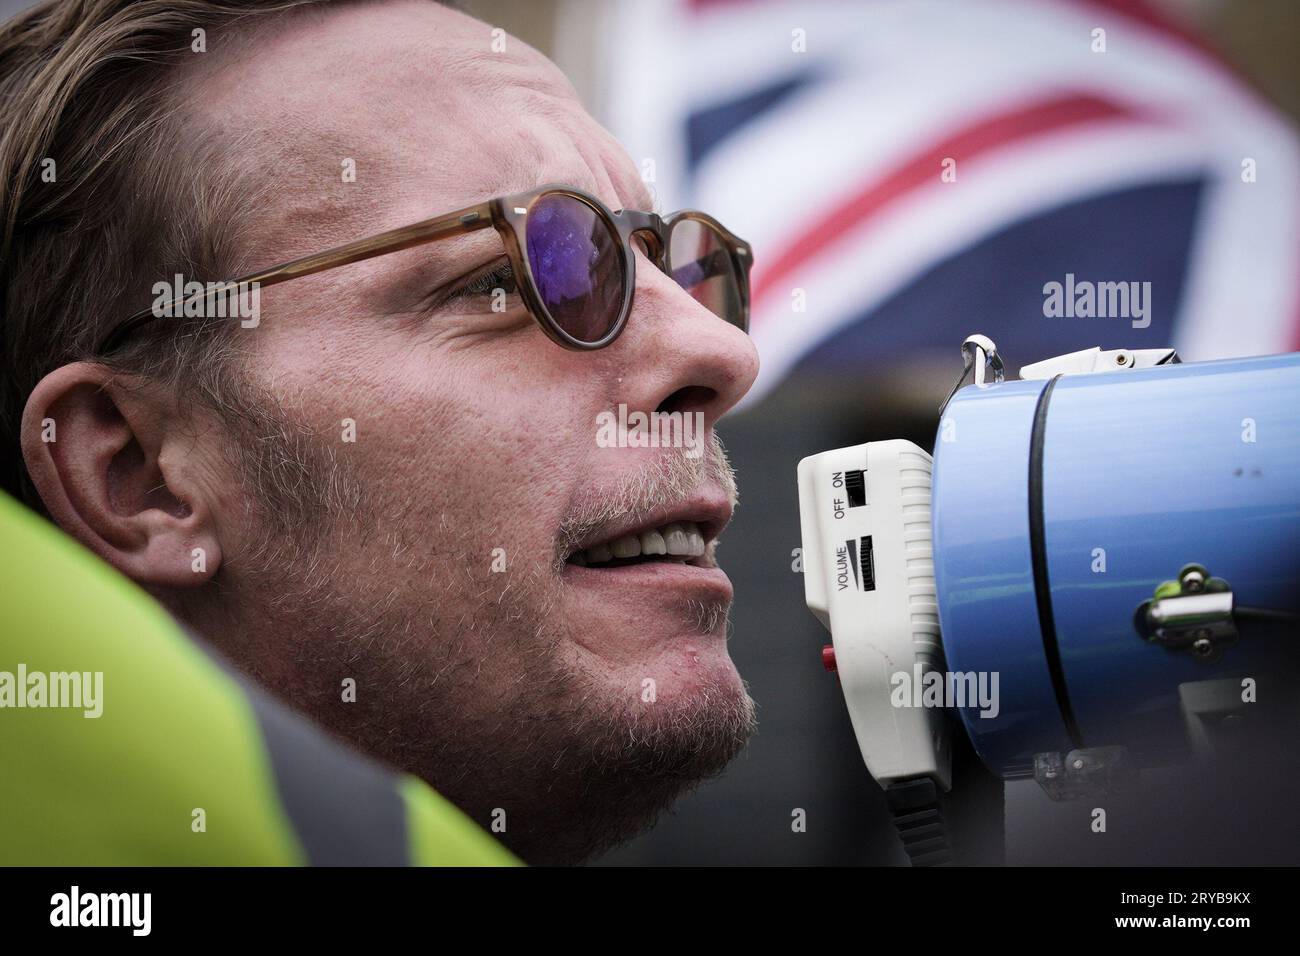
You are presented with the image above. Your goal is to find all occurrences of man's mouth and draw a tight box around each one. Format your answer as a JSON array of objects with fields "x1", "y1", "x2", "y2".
[
  {"x1": 568, "y1": 520, "x2": 709, "y2": 569},
  {"x1": 561, "y1": 493, "x2": 732, "y2": 573},
  {"x1": 560, "y1": 493, "x2": 736, "y2": 607}
]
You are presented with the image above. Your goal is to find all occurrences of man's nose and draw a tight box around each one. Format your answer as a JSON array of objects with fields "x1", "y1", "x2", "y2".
[{"x1": 609, "y1": 251, "x2": 760, "y2": 431}]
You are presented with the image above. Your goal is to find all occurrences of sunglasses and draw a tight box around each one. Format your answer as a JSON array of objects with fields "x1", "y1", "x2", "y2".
[{"x1": 98, "y1": 184, "x2": 753, "y2": 354}]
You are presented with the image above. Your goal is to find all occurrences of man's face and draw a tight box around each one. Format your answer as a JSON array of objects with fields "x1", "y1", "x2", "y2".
[{"x1": 179, "y1": 0, "x2": 759, "y2": 862}]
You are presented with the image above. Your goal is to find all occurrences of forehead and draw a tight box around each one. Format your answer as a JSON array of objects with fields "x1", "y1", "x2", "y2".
[{"x1": 184, "y1": 0, "x2": 651, "y2": 255}]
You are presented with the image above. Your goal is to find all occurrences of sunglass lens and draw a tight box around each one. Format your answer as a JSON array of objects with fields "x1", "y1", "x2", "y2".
[
  {"x1": 668, "y1": 218, "x2": 746, "y2": 331},
  {"x1": 525, "y1": 193, "x2": 624, "y2": 344}
]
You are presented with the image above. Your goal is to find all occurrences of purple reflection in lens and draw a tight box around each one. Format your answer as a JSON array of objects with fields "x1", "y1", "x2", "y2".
[{"x1": 525, "y1": 194, "x2": 620, "y2": 342}]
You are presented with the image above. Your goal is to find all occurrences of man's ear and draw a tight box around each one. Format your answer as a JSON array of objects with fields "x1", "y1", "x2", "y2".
[{"x1": 21, "y1": 362, "x2": 223, "y2": 588}]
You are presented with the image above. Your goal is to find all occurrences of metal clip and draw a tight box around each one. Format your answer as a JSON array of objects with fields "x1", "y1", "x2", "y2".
[
  {"x1": 1134, "y1": 564, "x2": 1236, "y2": 662},
  {"x1": 939, "y1": 334, "x2": 1004, "y2": 414}
]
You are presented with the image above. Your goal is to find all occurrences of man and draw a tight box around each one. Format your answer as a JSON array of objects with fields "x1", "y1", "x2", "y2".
[{"x1": 1, "y1": 0, "x2": 759, "y2": 864}]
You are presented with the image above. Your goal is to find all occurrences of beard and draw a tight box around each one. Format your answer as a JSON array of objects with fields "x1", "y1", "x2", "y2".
[{"x1": 191, "y1": 380, "x2": 756, "y2": 864}]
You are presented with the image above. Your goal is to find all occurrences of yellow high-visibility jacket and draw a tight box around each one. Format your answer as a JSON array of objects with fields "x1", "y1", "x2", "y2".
[{"x1": 0, "y1": 490, "x2": 516, "y2": 866}]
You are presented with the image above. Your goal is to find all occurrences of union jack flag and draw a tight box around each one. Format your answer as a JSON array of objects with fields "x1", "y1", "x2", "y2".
[{"x1": 599, "y1": 0, "x2": 1300, "y2": 405}]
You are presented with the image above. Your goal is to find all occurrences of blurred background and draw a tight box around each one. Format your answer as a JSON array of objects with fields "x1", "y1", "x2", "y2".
[{"x1": 452, "y1": 0, "x2": 1300, "y2": 865}]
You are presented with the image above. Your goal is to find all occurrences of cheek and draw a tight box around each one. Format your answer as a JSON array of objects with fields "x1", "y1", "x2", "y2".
[
  {"x1": 260, "y1": 313, "x2": 599, "y2": 565},
  {"x1": 336, "y1": 350, "x2": 592, "y2": 564}
]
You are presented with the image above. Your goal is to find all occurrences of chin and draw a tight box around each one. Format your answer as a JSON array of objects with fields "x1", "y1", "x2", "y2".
[{"x1": 522, "y1": 663, "x2": 756, "y2": 865}]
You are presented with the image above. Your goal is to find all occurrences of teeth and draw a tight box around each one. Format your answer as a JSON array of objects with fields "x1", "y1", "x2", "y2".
[
  {"x1": 639, "y1": 529, "x2": 667, "y2": 555},
  {"x1": 576, "y1": 520, "x2": 706, "y2": 566},
  {"x1": 611, "y1": 535, "x2": 641, "y2": 558},
  {"x1": 662, "y1": 522, "x2": 691, "y2": 556}
]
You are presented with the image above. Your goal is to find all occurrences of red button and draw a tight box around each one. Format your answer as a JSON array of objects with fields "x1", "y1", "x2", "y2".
[{"x1": 821, "y1": 644, "x2": 837, "y2": 672}]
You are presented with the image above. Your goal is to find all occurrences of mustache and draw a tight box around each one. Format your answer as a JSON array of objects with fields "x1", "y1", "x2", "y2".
[{"x1": 555, "y1": 435, "x2": 737, "y2": 568}]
